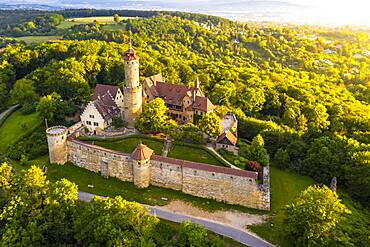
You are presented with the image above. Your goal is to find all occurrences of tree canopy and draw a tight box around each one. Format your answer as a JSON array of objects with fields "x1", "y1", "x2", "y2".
[{"x1": 284, "y1": 185, "x2": 351, "y2": 246}]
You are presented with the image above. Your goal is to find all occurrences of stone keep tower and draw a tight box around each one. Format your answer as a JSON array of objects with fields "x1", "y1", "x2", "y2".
[
  {"x1": 123, "y1": 47, "x2": 142, "y2": 129},
  {"x1": 131, "y1": 144, "x2": 153, "y2": 188},
  {"x1": 46, "y1": 126, "x2": 68, "y2": 165}
]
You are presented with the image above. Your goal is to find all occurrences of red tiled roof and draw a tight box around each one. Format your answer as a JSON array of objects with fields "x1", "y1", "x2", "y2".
[
  {"x1": 190, "y1": 96, "x2": 215, "y2": 112},
  {"x1": 155, "y1": 81, "x2": 196, "y2": 106},
  {"x1": 124, "y1": 48, "x2": 139, "y2": 61},
  {"x1": 92, "y1": 84, "x2": 119, "y2": 101},
  {"x1": 92, "y1": 93, "x2": 120, "y2": 121},
  {"x1": 151, "y1": 155, "x2": 257, "y2": 179},
  {"x1": 131, "y1": 144, "x2": 154, "y2": 160},
  {"x1": 216, "y1": 131, "x2": 237, "y2": 146}
]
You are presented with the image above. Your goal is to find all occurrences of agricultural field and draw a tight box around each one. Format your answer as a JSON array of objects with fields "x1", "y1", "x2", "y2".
[
  {"x1": 57, "y1": 20, "x2": 86, "y2": 29},
  {"x1": 65, "y1": 16, "x2": 132, "y2": 24},
  {"x1": 16, "y1": 35, "x2": 62, "y2": 45}
]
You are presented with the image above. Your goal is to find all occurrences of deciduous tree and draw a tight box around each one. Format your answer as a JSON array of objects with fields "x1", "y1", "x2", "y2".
[
  {"x1": 198, "y1": 112, "x2": 222, "y2": 138},
  {"x1": 284, "y1": 185, "x2": 351, "y2": 246}
]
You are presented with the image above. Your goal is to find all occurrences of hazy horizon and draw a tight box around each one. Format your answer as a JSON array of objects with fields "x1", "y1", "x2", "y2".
[{"x1": 1, "y1": 0, "x2": 369, "y2": 26}]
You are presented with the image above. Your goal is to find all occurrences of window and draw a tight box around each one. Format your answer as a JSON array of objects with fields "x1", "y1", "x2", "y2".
[
  {"x1": 86, "y1": 121, "x2": 92, "y2": 125},
  {"x1": 89, "y1": 115, "x2": 94, "y2": 119},
  {"x1": 94, "y1": 122, "x2": 99, "y2": 127}
]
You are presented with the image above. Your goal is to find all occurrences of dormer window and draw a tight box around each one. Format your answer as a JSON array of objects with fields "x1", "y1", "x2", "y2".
[{"x1": 90, "y1": 115, "x2": 94, "y2": 119}]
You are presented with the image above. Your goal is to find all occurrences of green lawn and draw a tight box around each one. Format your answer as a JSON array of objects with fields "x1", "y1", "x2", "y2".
[
  {"x1": 16, "y1": 36, "x2": 62, "y2": 45},
  {"x1": 0, "y1": 110, "x2": 41, "y2": 153},
  {"x1": 86, "y1": 136, "x2": 164, "y2": 155},
  {"x1": 82, "y1": 136, "x2": 227, "y2": 167},
  {"x1": 249, "y1": 166, "x2": 315, "y2": 246},
  {"x1": 168, "y1": 143, "x2": 226, "y2": 167}
]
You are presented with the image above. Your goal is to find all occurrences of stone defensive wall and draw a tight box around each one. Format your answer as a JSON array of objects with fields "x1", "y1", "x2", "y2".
[{"x1": 63, "y1": 134, "x2": 270, "y2": 210}]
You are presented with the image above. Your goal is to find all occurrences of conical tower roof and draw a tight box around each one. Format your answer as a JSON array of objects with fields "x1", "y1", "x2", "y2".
[
  {"x1": 131, "y1": 144, "x2": 154, "y2": 161},
  {"x1": 124, "y1": 47, "x2": 139, "y2": 61}
]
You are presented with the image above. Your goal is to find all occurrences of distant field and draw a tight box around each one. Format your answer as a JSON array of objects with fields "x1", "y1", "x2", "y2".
[
  {"x1": 65, "y1": 16, "x2": 133, "y2": 24},
  {"x1": 16, "y1": 35, "x2": 62, "y2": 45},
  {"x1": 57, "y1": 20, "x2": 86, "y2": 29},
  {"x1": 101, "y1": 24, "x2": 126, "y2": 31}
]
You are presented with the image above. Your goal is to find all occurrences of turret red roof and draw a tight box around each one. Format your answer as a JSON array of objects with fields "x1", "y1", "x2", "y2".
[{"x1": 131, "y1": 144, "x2": 154, "y2": 160}]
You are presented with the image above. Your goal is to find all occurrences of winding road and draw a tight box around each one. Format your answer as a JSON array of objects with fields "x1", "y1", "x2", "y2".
[
  {"x1": 0, "y1": 104, "x2": 19, "y2": 121},
  {"x1": 78, "y1": 191, "x2": 274, "y2": 247}
]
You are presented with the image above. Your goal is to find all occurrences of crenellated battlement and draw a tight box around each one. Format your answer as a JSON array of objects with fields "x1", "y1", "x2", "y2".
[{"x1": 46, "y1": 126, "x2": 68, "y2": 137}]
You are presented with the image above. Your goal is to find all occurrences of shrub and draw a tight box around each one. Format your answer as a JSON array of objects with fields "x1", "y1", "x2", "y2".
[{"x1": 245, "y1": 161, "x2": 262, "y2": 174}]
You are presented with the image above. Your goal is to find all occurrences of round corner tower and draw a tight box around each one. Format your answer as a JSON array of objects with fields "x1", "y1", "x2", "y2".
[
  {"x1": 46, "y1": 126, "x2": 68, "y2": 165},
  {"x1": 124, "y1": 47, "x2": 142, "y2": 129},
  {"x1": 131, "y1": 144, "x2": 153, "y2": 188}
]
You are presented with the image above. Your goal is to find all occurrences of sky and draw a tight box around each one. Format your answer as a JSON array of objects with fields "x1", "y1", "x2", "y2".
[
  {"x1": 2, "y1": 0, "x2": 370, "y2": 25},
  {"x1": 287, "y1": 0, "x2": 370, "y2": 25}
]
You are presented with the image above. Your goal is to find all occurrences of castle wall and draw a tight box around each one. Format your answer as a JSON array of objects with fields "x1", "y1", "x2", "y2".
[
  {"x1": 150, "y1": 156, "x2": 183, "y2": 191},
  {"x1": 182, "y1": 166, "x2": 269, "y2": 210},
  {"x1": 63, "y1": 138, "x2": 270, "y2": 211},
  {"x1": 67, "y1": 140, "x2": 133, "y2": 182}
]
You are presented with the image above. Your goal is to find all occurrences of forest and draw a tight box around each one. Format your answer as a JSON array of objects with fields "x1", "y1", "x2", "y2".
[{"x1": 0, "y1": 9, "x2": 369, "y2": 246}]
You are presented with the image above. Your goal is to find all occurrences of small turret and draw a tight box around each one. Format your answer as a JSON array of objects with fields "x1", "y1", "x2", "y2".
[
  {"x1": 46, "y1": 126, "x2": 68, "y2": 165},
  {"x1": 131, "y1": 144, "x2": 153, "y2": 188}
]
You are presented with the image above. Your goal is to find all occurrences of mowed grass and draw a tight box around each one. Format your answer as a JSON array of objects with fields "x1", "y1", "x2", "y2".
[
  {"x1": 249, "y1": 166, "x2": 315, "y2": 245},
  {"x1": 168, "y1": 143, "x2": 225, "y2": 167},
  {"x1": 0, "y1": 110, "x2": 41, "y2": 153},
  {"x1": 13, "y1": 156, "x2": 264, "y2": 214},
  {"x1": 16, "y1": 36, "x2": 62, "y2": 45},
  {"x1": 83, "y1": 136, "x2": 227, "y2": 167},
  {"x1": 88, "y1": 136, "x2": 164, "y2": 155}
]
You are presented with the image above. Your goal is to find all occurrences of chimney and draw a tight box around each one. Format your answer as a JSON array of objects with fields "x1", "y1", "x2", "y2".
[{"x1": 153, "y1": 75, "x2": 157, "y2": 86}]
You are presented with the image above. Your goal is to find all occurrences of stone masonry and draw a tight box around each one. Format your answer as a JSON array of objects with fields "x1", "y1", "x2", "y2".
[{"x1": 46, "y1": 127, "x2": 270, "y2": 210}]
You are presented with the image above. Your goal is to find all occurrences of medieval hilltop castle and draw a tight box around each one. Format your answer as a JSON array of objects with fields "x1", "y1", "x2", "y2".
[{"x1": 46, "y1": 48, "x2": 270, "y2": 210}]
